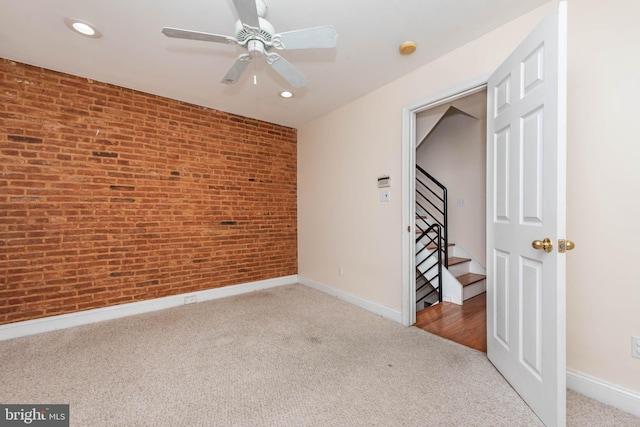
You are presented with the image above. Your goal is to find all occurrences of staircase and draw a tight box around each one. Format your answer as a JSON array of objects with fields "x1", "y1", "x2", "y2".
[
  {"x1": 416, "y1": 164, "x2": 486, "y2": 310},
  {"x1": 435, "y1": 239, "x2": 486, "y2": 305}
]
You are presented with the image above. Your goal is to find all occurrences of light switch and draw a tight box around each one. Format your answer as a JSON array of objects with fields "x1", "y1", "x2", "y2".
[{"x1": 380, "y1": 189, "x2": 390, "y2": 202}]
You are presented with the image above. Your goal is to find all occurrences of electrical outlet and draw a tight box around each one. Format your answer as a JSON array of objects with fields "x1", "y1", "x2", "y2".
[
  {"x1": 184, "y1": 295, "x2": 197, "y2": 305},
  {"x1": 632, "y1": 336, "x2": 640, "y2": 359}
]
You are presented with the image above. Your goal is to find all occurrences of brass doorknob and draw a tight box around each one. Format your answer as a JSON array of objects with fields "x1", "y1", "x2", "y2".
[
  {"x1": 532, "y1": 238, "x2": 553, "y2": 252},
  {"x1": 559, "y1": 239, "x2": 575, "y2": 253}
]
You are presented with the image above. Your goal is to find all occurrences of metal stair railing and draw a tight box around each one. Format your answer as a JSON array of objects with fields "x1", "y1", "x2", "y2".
[
  {"x1": 416, "y1": 164, "x2": 448, "y2": 306},
  {"x1": 416, "y1": 224, "x2": 442, "y2": 307}
]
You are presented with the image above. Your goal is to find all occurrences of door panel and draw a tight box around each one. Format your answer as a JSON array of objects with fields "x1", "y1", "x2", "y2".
[
  {"x1": 494, "y1": 249, "x2": 510, "y2": 347},
  {"x1": 521, "y1": 256, "x2": 543, "y2": 378},
  {"x1": 522, "y1": 107, "x2": 544, "y2": 224},
  {"x1": 494, "y1": 128, "x2": 511, "y2": 221},
  {"x1": 486, "y1": 2, "x2": 567, "y2": 426}
]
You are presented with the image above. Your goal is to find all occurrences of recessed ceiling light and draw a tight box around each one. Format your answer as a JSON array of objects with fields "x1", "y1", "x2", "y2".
[
  {"x1": 65, "y1": 18, "x2": 102, "y2": 38},
  {"x1": 279, "y1": 91, "x2": 294, "y2": 99}
]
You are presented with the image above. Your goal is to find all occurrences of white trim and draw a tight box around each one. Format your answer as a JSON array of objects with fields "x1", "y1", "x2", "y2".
[
  {"x1": 401, "y1": 103, "x2": 417, "y2": 326},
  {"x1": 404, "y1": 76, "x2": 490, "y2": 114},
  {"x1": 567, "y1": 369, "x2": 640, "y2": 418},
  {"x1": 0, "y1": 275, "x2": 298, "y2": 341},
  {"x1": 298, "y1": 276, "x2": 402, "y2": 324},
  {"x1": 401, "y1": 75, "x2": 489, "y2": 327}
]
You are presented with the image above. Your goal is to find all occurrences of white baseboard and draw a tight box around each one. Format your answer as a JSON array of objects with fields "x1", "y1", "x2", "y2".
[
  {"x1": 0, "y1": 275, "x2": 298, "y2": 341},
  {"x1": 298, "y1": 276, "x2": 402, "y2": 324},
  {"x1": 567, "y1": 369, "x2": 640, "y2": 418}
]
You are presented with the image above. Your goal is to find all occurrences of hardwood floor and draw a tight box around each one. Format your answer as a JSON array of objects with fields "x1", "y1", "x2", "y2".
[{"x1": 414, "y1": 293, "x2": 487, "y2": 352}]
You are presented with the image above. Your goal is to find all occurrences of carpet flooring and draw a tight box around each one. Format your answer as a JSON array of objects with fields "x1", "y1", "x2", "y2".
[{"x1": 1, "y1": 284, "x2": 638, "y2": 426}]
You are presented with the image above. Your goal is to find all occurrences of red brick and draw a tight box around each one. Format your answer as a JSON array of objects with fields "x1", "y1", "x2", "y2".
[{"x1": 0, "y1": 58, "x2": 297, "y2": 325}]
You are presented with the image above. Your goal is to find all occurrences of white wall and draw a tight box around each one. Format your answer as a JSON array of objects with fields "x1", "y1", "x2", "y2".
[
  {"x1": 299, "y1": 0, "x2": 640, "y2": 398},
  {"x1": 416, "y1": 102, "x2": 487, "y2": 266},
  {"x1": 565, "y1": 0, "x2": 640, "y2": 394},
  {"x1": 298, "y1": 2, "x2": 554, "y2": 322}
]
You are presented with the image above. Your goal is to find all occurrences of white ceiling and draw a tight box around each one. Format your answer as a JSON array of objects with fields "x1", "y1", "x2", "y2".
[{"x1": 0, "y1": 0, "x2": 549, "y2": 128}]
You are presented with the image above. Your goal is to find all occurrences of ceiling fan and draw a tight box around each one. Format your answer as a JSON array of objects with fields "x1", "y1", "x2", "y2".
[{"x1": 162, "y1": 0, "x2": 338, "y2": 88}]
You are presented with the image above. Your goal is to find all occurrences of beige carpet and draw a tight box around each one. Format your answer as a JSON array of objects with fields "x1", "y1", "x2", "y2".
[{"x1": 1, "y1": 284, "x2": 638, "y2": 426}]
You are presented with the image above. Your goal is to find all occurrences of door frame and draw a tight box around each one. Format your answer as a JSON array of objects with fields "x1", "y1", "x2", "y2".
[{"x1": 401, "y1": 76, "x2": 488, "y2": 327}]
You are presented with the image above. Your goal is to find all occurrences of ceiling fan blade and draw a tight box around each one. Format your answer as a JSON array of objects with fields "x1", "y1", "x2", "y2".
[
  {"x1": 274, "y1": 26, "x2": 338, "y2": 50},
  {"x1": 220, "y1": 53, "x2": 253, "y2": 85},
  {"x1": 162, "y1": 27, "x2": 236, "y2": 44},
  {"x1": 232, "y1": 0, "x2": 260, "y2": 29},
  {"x1": 266, "y1": 53, "x2": 308, "y2": 88}
]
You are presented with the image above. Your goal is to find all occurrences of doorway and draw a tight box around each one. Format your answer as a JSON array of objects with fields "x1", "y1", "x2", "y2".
[
  {"x1": 412, "y1": 89, "x2": 488, "y2": 352},
  {"x1": 401, "y1": 79, "x2": 488, "y2": 328}
]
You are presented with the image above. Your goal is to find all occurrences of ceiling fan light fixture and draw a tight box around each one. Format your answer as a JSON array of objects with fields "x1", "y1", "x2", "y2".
[
  {"x1": 399, "y1": 41, "x2": 416, "y2": 55},
  {"x1": 247, "y1": 39, "x2": 266, "y2": 57},
  {"x1": 65, "y1": 18, "x2": 102, "y2": 38}
]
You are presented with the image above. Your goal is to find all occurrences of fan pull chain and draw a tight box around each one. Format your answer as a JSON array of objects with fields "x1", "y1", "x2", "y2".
[{"x1": 252, "y1": 59, "x2": 258, "y2": 85}]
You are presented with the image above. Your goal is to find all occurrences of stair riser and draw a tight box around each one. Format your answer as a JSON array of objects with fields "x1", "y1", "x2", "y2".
[
  {"x1": 462, "y1": 279, "x2": 486, "y2": 301},
  {"x1": 447, "y1": 262, "x2": 471, "y2": 277}
]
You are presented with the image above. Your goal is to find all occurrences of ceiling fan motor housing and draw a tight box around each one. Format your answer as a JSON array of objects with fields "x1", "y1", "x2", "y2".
[{"x1": 234, "y1": 17, "x2": 274, "y2": 56}]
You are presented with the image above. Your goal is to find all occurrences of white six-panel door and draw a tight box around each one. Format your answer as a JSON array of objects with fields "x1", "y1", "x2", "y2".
[{"x1": 486, "y1": 2, "x2": 567, "y2": 426}]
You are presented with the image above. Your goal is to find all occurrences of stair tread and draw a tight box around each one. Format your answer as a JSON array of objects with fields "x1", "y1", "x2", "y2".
[
  {"x1": 457, "y1": 272, "x2": 486, "y2": 287},
  {"x1": 447, "y1": 256, "x2": 471, "y2": 266},
  {"x1": 426, "y1": 243, "x2": 455, "y2": 249},
  {"x1": 416, "y1": 229, "x2": 438, "y2": 234}
]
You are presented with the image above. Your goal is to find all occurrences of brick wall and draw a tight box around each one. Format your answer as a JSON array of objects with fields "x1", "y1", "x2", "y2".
[{"x1": 0, "y1": 59, "x2": 297, "y2": 325}]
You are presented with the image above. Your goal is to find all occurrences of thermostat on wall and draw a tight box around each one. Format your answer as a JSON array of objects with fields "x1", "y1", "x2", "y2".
[{"x1": 377, "y1": 175, "x2": 391, "y2": 188}]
